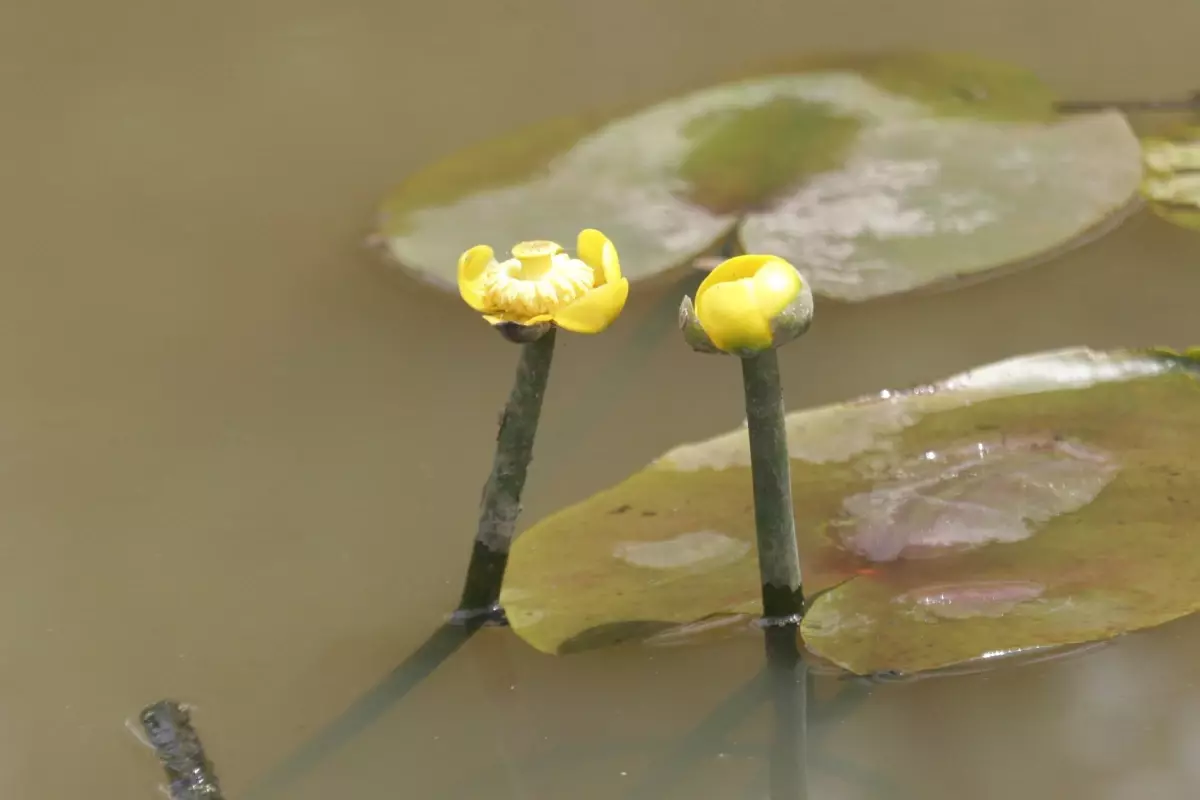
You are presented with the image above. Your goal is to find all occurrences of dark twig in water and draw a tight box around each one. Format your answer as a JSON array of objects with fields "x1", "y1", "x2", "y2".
[
  {"x1": 1055, "y1": 92, "x2": 1200, "y2": 113},
  {"x1": 140, "y1": 701, "x2": 225, "y2": 800},
  {"x1": 455, "y1": 327, "x2": 557, "y2": 623}
]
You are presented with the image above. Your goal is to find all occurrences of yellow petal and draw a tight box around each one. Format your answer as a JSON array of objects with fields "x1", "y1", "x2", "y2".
[
  {"x1": 458, "y1": 245, "x2": 494, "y2": 311},
  {"x1": 577, "y1": 229, "x2": 622, "y2": 286},
  {"x1": 695, "y1": 254, "x2": 779, "y2": 306},
  {"x1": 551, "y1": 278, "x2": 629, "y2": 334},
  {"x1": 694, "y1": 279, "x2": 773, "y2": 353},
  {"x1": 750, "y1": 258, "x2": 803, "y2": 321}
]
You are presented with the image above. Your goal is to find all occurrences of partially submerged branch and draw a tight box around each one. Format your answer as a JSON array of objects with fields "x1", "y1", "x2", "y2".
[{"x1": 139, "y1": 700, "x2": 225, "y2": 800}]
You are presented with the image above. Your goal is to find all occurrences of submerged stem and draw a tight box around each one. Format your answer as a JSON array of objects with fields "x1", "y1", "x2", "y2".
[
  {"x1": 740, "y1": 349, "x2": 805, "y2": 621},
  {"x1": 764, "y1": 624, "x2": 809, "y2": 800},
  {"x1": 139, "y1": 700, "x2": 225, "y2": 800},
  {"x1": 454, "y1": 328, "x2": 558, "y2": 622}
]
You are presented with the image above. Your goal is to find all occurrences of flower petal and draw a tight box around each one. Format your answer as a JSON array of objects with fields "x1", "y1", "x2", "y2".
[
  {"x1": 577, "y1": 229, "x2": 622, "y2": 286},
  {"x1": 552, "y1": 278, "x2": 629, "y2": 334},
  {"x1": 694, "y1": 279, "x2": 773, "y2": 353},
  {"x1": 750, "y1": 258, "x2": 804, "y2": 321},
  {"x1": 695, "y1": 254, "x2": 779, "y2": 308},
  {"x1": 458, "y1": 245, "x2": 495, "y2": 311}
]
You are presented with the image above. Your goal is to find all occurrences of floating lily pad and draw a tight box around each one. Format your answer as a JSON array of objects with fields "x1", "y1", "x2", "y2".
[
  {"x1": 378, "y1": 53, "x2": 1142, "y2": 302},
  {"x1": 502, "y1": 348, "x2": 1200, "y2": 675},
  {"x1": 1140, "y1": 124, "x2": 1200, "y2": 232},
  {"x1": 377, "y1": 99, "x2": 738, "y2": 289},
  {"x1": 734, "y1": 108, "x2": 1142, "y2": 301}
]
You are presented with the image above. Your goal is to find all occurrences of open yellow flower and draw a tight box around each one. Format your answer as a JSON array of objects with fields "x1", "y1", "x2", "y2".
[
  {"x1": 679, "y1": 254, "x2": 813, "y2": 356},
  {"x1": 457, "y1": 230, "x2": 629, "y2": 338}
]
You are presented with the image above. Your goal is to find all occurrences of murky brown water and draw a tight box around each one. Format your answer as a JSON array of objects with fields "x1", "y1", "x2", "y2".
[{"x1": 6, "y1": 0, "x2": 1200, "y2": 797}]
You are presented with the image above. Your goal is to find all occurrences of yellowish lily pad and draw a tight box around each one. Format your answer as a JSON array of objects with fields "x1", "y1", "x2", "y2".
[
  {"x1": 502, "y1": 348, "x2": 1200, "y2": 675},
  {"x1": 1140, "y1": 124, "x2": 1200, "y2": 232},
  {"x1": 378, "y1": 53, "x2": 1141, "y2": 302}
]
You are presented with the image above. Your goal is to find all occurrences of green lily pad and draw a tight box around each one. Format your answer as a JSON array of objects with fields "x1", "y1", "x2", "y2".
[
  {"x1": 1140, "y1": 124, "x2": 1200, "y2": 232},
  {"x1": 502, "y1": 348, "x2": 1200, "y2": 675},
  {"x1": 378, "y1": 53, "x2": 1142, "y2": 302}
]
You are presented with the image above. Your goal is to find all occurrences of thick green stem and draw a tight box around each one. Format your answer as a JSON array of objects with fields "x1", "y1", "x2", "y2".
[
  {"x1": 454, "y1": 328, "x2": 557, "y2": 622},
  {"x1": 740, "y1": 348, "x2": 805, "y2": 621}
]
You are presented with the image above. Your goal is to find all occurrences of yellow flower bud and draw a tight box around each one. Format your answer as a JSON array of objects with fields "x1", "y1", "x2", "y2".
[
  {"x1": 679, "y1": 254, "x2": 813, "y2": 356},
  {"x1": 457, "y1": 230, "x2": 629, "y2": 337}
]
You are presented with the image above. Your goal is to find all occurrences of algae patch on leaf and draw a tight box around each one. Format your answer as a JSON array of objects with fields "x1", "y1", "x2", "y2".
[
  {"x1": 676, "y1": 98, "x2": 863, "y2": 214},
  {"x1": 501, "y1": 348, "x2": 1200, "y2": 675}
]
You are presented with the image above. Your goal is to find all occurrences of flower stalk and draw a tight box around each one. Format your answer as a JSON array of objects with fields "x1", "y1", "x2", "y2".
[
  {"x1": 454, "y1": 328, "x2": 557, "y2": 623},
  {"x1": 741, "y1": 349, "x2": 805, "y2": 620},
  {"x1": 452, "y1": 229, "x2": 628, "y2": 624},
  {"x1": 679, "y1": 253, "x2": 812, "y2": 622}
]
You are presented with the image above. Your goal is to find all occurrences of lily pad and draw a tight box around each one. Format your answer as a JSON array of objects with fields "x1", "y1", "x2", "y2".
[
  {"x1": 378, "y1": 53, "x2": 1142, "y2": 302},
  {"x1": 501, "y1": 348, "x2": 1200, "y2": 675},
  {"x1": 733, "y1": 107, "x2": 1142, "y2": 301},
  {"x1": 1140, "y1": 124, "x2": 1200, "y2": 232}
]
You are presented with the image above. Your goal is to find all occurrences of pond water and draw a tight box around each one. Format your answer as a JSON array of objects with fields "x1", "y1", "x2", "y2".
[{"x1": 5, "y1": 0, "x2": 1200, "y2": 797}]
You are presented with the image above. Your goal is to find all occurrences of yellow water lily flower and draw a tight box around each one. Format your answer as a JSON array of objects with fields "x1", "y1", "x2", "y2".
[
  {"x1": 457, "y1": 230, "x2": 629, "y2": 339},
  {"x1": 679, "y1": 254, "x2": 813, "y2": 356}
]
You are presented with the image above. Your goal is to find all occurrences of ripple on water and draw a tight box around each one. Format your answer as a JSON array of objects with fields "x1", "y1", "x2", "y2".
[{"x1": 830, "y1": 434, "x2": 1119, "y2": 562}]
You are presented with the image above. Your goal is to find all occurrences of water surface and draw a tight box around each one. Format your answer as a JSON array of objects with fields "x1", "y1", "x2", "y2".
[{"x1": 4, "y1": 0, "x2": 1200, "y2": 797}]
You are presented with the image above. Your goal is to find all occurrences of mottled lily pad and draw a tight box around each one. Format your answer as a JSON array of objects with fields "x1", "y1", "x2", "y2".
[
  {"x1": 378, "y1": 53, "x2": 1142, "y2": 302},
  {"x1": 733, "y1": 108, "x2": 1142, "y2": 301},
  {"x1": 1140, "y1": 124, "x2": 1200, "y2": 232},
  {"x1": 501, "y1": 348, "x2": 1200, "y2": 675}
]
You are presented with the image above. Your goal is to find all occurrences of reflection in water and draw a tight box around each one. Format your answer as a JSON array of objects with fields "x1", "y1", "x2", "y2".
[
  {"x1": 832, "y1": 435, "x2": 1118, "y2": 561},
  {"x1": 245, "y1": 622, "x2": 482, "y2": 798},
  {"x1": 764, "y1": 626, "x2": 809, "y2": 800}
]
